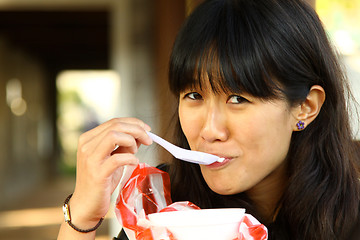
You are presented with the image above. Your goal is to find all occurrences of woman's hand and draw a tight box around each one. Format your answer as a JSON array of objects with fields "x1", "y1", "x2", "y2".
[{"x1": 68, "y1": 118, "x2": 152, "y2": 228}]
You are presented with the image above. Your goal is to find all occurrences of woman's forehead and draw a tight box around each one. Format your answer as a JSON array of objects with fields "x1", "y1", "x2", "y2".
[{"x1": 188, "y1": 70, "x2": 239, "y2": 94}]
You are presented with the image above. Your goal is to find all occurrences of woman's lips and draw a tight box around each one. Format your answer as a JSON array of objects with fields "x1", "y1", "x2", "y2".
[{"x1": 206, "y1": 157, "x2": 232, "y2": 168}]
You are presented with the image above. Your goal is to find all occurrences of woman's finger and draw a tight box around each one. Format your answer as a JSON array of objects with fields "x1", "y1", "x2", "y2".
[
  {"x1": 79, "y1": 119, "x2": 152, "y2": 157},
  {"x1": 80, "y1": 118, "x2": 151, "y2": 144},
  {"x1": 101, "y1": 153, "x2": 139, "y2": 180},
  {"x1": 91, "y1": 131, "x2": 139, "y2": 161}
]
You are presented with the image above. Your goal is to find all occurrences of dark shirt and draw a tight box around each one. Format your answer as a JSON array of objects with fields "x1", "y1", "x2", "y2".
[{"x1": 114, "y1": 229, "x2": 128, "y2": 240}]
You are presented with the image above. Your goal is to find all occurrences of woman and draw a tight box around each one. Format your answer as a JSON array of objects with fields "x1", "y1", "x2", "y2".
[{"x1": 57, "y1": 0, "x2": 360, "y2": 239}]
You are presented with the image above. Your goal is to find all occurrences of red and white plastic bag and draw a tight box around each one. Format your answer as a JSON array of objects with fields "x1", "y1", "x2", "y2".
[{"x1": 115, "y1": 163, "x2": 268, "y2": 240}]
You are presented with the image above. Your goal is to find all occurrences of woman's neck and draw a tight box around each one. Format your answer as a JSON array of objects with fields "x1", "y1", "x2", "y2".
[{"x1": 246, "y1": 161, "x2": 288, "y2": 224}]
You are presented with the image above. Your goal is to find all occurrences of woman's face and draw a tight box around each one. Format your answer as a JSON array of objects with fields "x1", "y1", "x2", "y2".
[{"x1": 178, "y1": 81, "x2": 298, "y2": 195}]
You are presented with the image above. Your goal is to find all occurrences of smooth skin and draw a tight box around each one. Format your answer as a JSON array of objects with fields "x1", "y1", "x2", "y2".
[
  {"x1": 179, "y1": 83, "x2": 325, "y2": 221},
  {"x1": 57, "y1": 118, "x2": 152, "y2": 240}
]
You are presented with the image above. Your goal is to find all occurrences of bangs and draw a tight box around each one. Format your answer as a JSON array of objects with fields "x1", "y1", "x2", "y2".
[{"x1": 169, "y1": 0, "x2": 283, "y2": 99}]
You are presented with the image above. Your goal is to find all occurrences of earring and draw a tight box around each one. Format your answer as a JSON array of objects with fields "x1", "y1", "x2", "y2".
[{"x1": 296, "y1": 120, "x2": 305, "y2": 130}]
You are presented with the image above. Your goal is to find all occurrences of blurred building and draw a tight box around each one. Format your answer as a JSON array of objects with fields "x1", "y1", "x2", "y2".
[{"x1": 0, "y1": 0, "x2": 186, "y2": 210}]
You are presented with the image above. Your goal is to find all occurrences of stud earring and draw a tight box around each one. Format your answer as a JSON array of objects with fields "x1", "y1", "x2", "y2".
[{"x1": 296, "y1": 120, "x2": 305, "y2": 130}]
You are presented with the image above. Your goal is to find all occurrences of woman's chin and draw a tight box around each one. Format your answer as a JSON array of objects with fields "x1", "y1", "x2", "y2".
[{"x1": 208, "y1": 183, "x2": 239, "y2": 196}]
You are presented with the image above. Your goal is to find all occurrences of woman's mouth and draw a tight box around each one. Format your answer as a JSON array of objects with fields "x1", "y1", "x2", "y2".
[{"x1": 206, "y1": 157, "x2": 232, "y2": 168}]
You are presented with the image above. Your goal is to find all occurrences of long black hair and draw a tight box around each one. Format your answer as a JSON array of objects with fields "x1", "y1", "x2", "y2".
[{"x1": 167, "y1": 0, "x2": 360, "y2": 239}]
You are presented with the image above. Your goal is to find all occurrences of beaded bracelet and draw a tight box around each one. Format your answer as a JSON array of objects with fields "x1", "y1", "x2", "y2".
[{"x1": 62, "y1": 193, "x2": 104, "y2": 233}]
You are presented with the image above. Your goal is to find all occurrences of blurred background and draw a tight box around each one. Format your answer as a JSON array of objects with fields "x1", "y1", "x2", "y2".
[{"x1": 0, "y1": 0, "x2": 359, "y2": 239}]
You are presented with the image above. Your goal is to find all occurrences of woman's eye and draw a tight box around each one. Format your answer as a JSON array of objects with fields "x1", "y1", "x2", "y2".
[
  {"x1": 185, "y1": 92, "x2": 203, "y2": 100},
  {"x1": 227, "y1": 95, "x2": 248, "y2": 104}
]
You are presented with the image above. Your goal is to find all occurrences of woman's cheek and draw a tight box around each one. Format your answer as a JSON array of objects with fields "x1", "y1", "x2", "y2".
[{"x1": 179, "y1": 104, "x2": 202, "y2": 140}]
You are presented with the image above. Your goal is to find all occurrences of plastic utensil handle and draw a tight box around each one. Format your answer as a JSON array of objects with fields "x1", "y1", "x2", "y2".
[{"x1": 147, "y1": 131, "x2": 220, "y2": 165}]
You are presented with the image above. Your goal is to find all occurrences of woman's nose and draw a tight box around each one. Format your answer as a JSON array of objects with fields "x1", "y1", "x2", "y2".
[{"x1": 199, "y1": 103, "x2": 229, "y2": 143}]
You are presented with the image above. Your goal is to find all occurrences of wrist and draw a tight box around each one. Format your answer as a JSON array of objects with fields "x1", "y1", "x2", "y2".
[{"x1": 63, "y1": 194, "x2": 104, "y2": 233}]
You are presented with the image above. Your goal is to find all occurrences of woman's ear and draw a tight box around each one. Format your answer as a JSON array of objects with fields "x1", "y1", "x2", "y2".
[{"x1": 293, "y1": 85, "x2": 326, "y2": 131}]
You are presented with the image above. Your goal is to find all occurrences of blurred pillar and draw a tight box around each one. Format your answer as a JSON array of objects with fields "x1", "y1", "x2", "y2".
[
  {"x1": 154, "y1": 0, "x2": 185, "y2": 159},
  {"x1": 110, "y1": 0, "x2": 132, "y2": 118}
]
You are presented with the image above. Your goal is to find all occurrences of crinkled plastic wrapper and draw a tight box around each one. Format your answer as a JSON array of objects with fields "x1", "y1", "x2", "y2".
[{"x1": 115, "y1": 163, "x2": 268, "y2": 240}]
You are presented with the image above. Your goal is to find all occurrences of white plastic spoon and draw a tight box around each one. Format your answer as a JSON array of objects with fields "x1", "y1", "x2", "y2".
[{"x1": 147, "y1": 131, "x2": 224, "y2": 165}]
